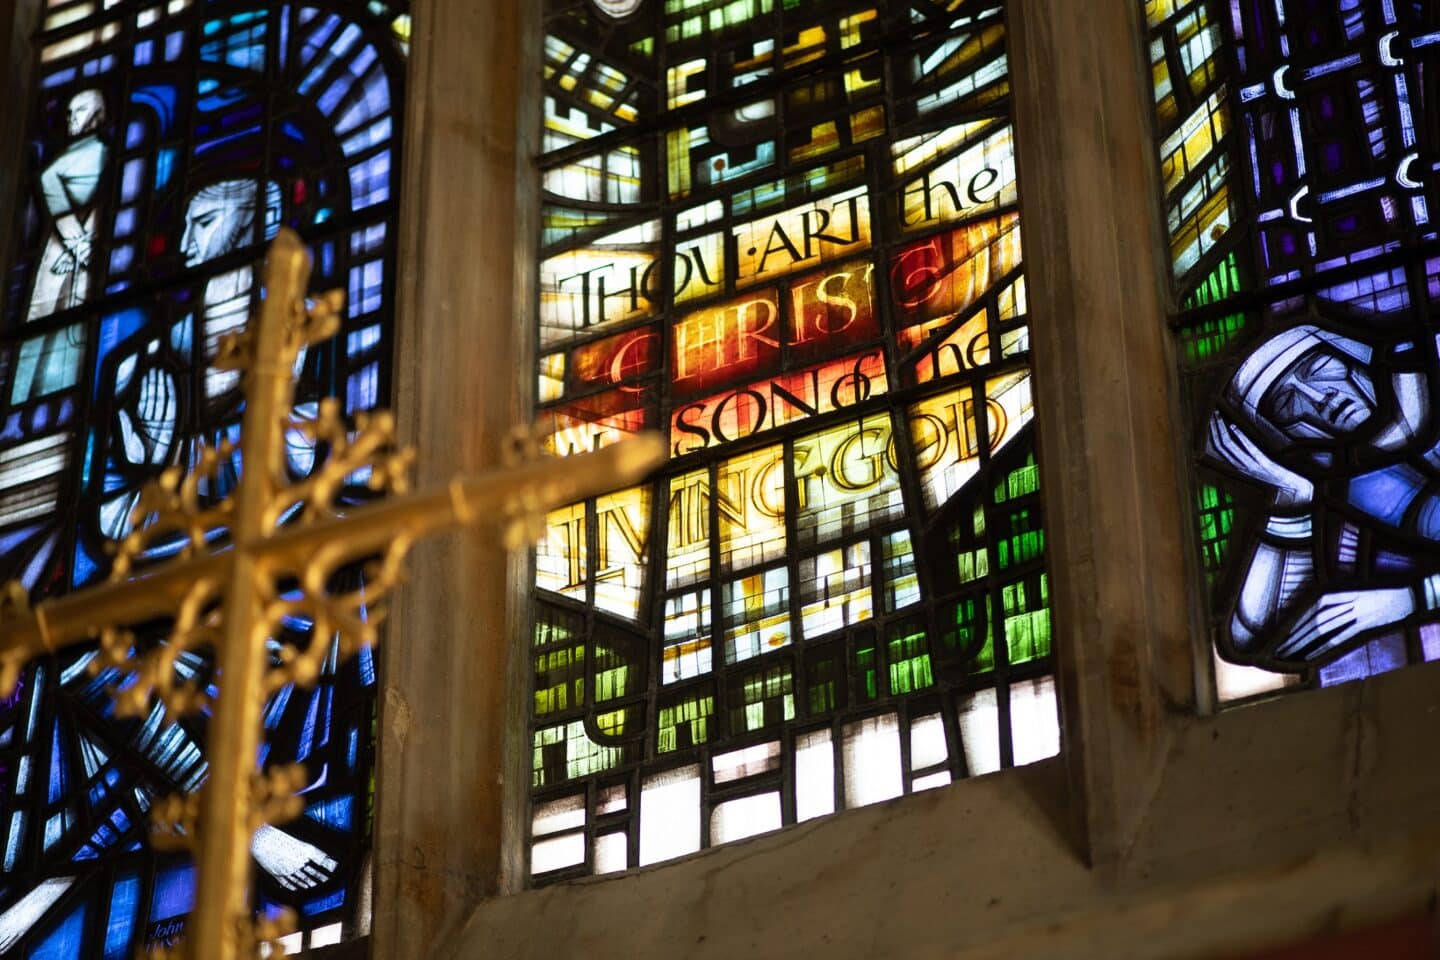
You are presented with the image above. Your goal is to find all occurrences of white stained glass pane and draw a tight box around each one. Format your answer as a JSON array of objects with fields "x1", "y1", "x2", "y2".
[
  {"x1": 594, "y1": 831, "x2": 628, "y2": 874},
  {"x1": 912, "y1": 770, "x2": 952, "y2": 792},
  {"x1": 531, "y1": 832, "x2": 586, "y2": 874},
  {"x1": 711, "y1": 740, "x2": 780, "y2": 784},
  {"x1": 909, "y1": 712, "x2": 948, "y2": 771},
  {"x1": 0, "y1": 877, "x2": 75, "y2": 953},
  {"x1": 662, "y1": 590, "x2": 712, "y2": 685},
  {"x1": 795, "y1": 728, "x2": 835, "y2": 822},
  {"x1": 597, "y1": 784, "x2": 627, "y2": 814},
  {"x1": 882, "y1": 530, "x2": 921, "y2": 611},
  {"x1": 1214, "y1": 653, "x2": 1299, "y2": 702},
  {"x1": 842, "y1": 714, "x2": 903, "y2": 808},
  {"x1": 639, "y1": 765, "x2": 700, "y2": 866},
  {"x1": 957, "y1": 688, "x2": 1001, "y2": 776},
  {"x1": 1009, "y1": 677, "x2": 1061, "y2": 766},
  {"x1": 710, "y1": 792, "x2": 782, "y2": 845},
  {"x1": 799, "y1": 542, "x2": 873, "y2": 640},
  {"x1": 310, "y1": 923, "x2": 343, "y2": 948},
  {"x1": 532, "y1": 793, "x2": 586, "y2": 837},
  {"x1": 723, "y1": 567, "x2": 791, "y2": 662}
]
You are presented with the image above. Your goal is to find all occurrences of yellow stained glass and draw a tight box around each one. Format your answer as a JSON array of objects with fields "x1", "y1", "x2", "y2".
[
  {"x1": 666, "y1": 467, "x2": 712, "y2": 589},
  {"x1": 537, "y1": 501, "x2": 588, "y2": 601},
  {"x1": 716, "y1": 444, "x2": 786, "y2": 571},
  {"x1": 595, "y1": 486, "x2": 651, "y2": 620},
  {"x1": 793, "y1": 411, "x2": 905, "y2": 548},
  {"x1": 731, "y1": 187, "x2": 871, "y2": 290},
  {"x1": 898, "y1": 123, "x2": 1016, "y2": 232}
]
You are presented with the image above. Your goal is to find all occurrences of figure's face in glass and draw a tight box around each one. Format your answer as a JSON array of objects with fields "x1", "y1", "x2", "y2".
[
  {"x1": 66, "y1": 91, "x2": 103, "y2": 137},
  {"x1": 180, "y1": 186, "x2": 254, "y2": 267},
  {"x1": 1261, "y1": 345, "x2": 1377, "y2": 440}
]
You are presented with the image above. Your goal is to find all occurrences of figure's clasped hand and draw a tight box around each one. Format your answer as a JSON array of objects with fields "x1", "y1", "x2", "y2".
[
  {"x1": 51, "y1": 235, "x2": 92, "y2": 275},
  {"x1": 1207, "y1": 414, "x2": 1314, "y2": 507},
  {"x1": 1274, "y1": 588, "x2": 1416, "y2": 661}
]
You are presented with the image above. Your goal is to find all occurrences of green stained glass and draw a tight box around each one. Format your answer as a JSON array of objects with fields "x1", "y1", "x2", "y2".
[
  {"x1": 940, "y1": 595, "x2": 989, "y2": 671},
  {"x1": 534, "y1": 645, "x2": 586, "y2": 715},
  {"x1": 593, "y1": 645, "x2": 633, "y2": 701},
  {"x1": 1182, "y1": 252, "x2": 1243, "y2": 310},
  {"x1": 1195, "y1": 483, "x2": 1234, "y2": 585},
  {"x1": 729, "y1": 664, "x2": 795, "y2": 733},
  {"x1": 658, "y1": 692, "x2": 714, "y2": 752},
  {"x1": 804, "y1": 643, "x2": 843, "y2": 714},
  {"x1": 1003, "y1": 575, "x2": 1050, "y2": 665},
  {"x1": 534, "y1": 721, "x2": 625, "y2": 786},
  {"x1": 997, "y1": 507, "x2": 1043, "y2": 570},
  {"x1": 886, "y1": 622, "x2": 933, "y2": 695},
  {"x1": 1180, "y1": 313, "x2": 1248, "y2": 365},
  {"x1": 995, "y1": 452, "x2": 1041, "y2": 503}
]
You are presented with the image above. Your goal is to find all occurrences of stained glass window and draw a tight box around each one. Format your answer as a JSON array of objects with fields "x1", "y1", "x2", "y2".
[
  {"x1": 1145, "y1": 1, "x2": 1440, "y2": 702},
  {"x1": 0, "y1": 0, "x2": 408, "y2": 953},
  {"x1": 531, "y1": 0, "x2": 1059, "y2": 881}
]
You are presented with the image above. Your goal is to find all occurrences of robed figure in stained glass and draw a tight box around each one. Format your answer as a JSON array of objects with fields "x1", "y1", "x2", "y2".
[
  {"x1": 1206, "y1": 314, "x2": 1440, "y2": 669},
  {"x1": 98, "y1": 178, "x2": 293, "y2": 541},
  {"x1": 26, "y1": 89, "x2": 109, "y2": 323}
]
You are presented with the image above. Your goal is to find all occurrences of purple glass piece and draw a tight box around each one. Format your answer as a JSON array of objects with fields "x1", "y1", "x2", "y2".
[{"x1": 1318, "y1": 633, "x2": 1409, "y2": 687}]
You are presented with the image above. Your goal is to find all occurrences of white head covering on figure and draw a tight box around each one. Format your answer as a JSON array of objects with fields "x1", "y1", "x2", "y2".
[
  {"x1": 180, "y1": 179, "x2": 284, "y2": 267},
  {"x1": 1225, "y1": 323, "x2": 1376, "y2": 445}
]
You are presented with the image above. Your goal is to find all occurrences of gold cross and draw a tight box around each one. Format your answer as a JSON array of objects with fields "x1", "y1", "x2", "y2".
[{"x1": 0, "y1": 229, "x2": 663, "y2": 960}]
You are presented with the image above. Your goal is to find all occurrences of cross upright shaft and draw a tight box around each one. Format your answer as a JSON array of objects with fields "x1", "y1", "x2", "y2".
[{"x1": 188, "y1": 229, "x2": 310, "y2": 959}]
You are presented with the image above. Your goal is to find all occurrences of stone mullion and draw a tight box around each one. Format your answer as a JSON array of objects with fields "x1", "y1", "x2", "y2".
[
  {"x1": 1007, "y1": 0, "x2": 1199, "y2": 869},
  {"x1": 0, "y1": 0, "x2": 41, "y2": 299},
  {"x1": 375, "y1": 0, "x2": 540, "y2": 956}
]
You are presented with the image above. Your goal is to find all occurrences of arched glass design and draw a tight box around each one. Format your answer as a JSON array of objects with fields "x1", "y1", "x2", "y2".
[
  {"x1": 1145, "y1": 1, "x2": 1440, "y2": 702},
  {"x1": 0, "y1": 0, "x2": 409, "y2": 953},
  {"x1": 530, "y1": 0, "x2": 1059, "y2": 881}
]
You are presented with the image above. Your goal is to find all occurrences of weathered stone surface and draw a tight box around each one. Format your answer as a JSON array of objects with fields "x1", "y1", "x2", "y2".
[
  {"x1": 374, "y1": 0, "x2": 540, "y2": 956},
  {"x1": 0, "y1": 0, "x2": 41, "y2": 281}
]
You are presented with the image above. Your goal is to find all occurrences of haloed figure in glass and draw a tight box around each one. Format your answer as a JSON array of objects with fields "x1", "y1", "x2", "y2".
[
  {"x1": 1207, "y1": 320, "x2": 1440, "y2": 669},
  {"x1": 27, "y1": 89, "x2": 109, "y2": 322}
]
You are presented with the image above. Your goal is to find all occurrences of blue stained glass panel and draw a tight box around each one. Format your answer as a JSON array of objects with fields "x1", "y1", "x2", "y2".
[
  {"x1": 101, "y1": 874, "x2": 140, "y2": 960},
  {"x1": 1146, "y1": 0, "x2": 1440, "y2": 700},
  {"x1": 26, "y1": 900, "x2": 86, "y2": 960},
  {"x1": 0, "y1": 0, "x2": 409, "y2": 952}
]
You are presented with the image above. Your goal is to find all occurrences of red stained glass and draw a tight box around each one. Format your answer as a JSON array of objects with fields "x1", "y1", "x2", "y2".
[
  {"x1": 669, "y1": 265, "x2": 880, "y2": 402},
  {"x1": 670, "y1": 290, "x2": 783, "y2": 399},
  {"x1": 786, "y1": 261, "x2": 879, "y2": 364},
  {"x1": 889, "y1": 214, "x2": 1022, "y2": 328},
  {"x1": 569, "y1": 326, "x2": 661, "y2": 394},
  {"x1": 542, "y1": 389, "x2": 656, "y2": 457},
  {"x1": 670, "y1": 349, "x2": 887, "y2": 458}
]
